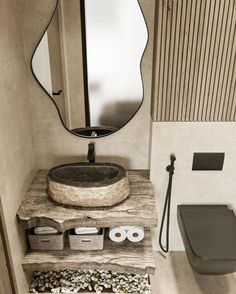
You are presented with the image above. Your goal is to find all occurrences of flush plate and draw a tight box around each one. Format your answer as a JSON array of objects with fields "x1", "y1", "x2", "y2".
[{"x1": 192, "y1": 153, "x2": 225, "y2": 171}]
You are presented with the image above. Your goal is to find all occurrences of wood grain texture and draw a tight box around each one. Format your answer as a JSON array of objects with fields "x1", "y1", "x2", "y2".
[
  {"x1": 0, "y1": 230, "x2": 13, "y2": 294},
  {"x1": 152, "y1": 0, "x2": 236, "y2": 122},
  {"x1": 17, "y1": 170, "x2": 157, "y2": 231},
  {"x1": 22, "y1": 230, "x2": 156, "y2": 275}
]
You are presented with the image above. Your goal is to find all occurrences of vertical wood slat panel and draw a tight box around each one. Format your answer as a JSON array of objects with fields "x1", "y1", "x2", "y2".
[
  {"x1": 181, "y1": 0, "x2": 197, "y2": 121},
  {"x1": 189, "y1": 0, "x2": 207, "y2": 121},
  {"x1": 174, "y1": 0, "x2": 186, "y2": 121},
  {"x1": 177, "y1": 0, "x2": 192, "y2": 121},
  {"x1": 166, "y1": 0, "x2": 177, "y2": 121},
  {"x1": 221, "y1": 0, "x2": 235, "y2": 121},
  {"x1": 216, "y1": 0, "x2": 235, "y2": 121},
  {"x1": 202, "y1": 0, "x2": 223, "y2": 121},
  {"x1": 227, "y1": 4, "x2": 236, "y2": 121},
  {"x1": 185, "y1": 0, "x2": 201, "y2": 121},
  {"x1": 157, "y1": 0, "x2": 166, "y2": 120},
  {"x1": 151, "y1": 0, "x2": 162, "y2": 120},
  {"x1": 152, "y1": 0, "x2": 236, "y2": 122},
  {"x1": 209, "y1": 0, "x2": 230, "y2": 121},
  {"x1": 169, "y1": 0, "x2": 182, "y2": 120}
]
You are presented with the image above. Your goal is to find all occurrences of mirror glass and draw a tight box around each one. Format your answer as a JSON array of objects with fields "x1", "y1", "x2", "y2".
[{"x1": 32, "y1": 0, "x2": 148, "y2": 137}]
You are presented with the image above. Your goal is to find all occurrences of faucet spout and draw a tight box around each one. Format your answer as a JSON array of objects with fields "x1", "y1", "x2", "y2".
[{"x1": 87, "y1": 143, "x2": 95, "y2": 163}]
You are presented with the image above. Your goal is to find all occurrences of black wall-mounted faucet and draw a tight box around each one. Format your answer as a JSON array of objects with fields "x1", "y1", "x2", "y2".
[{"x1": 87, "y1": 143, "x2": 95, "y2": 163}]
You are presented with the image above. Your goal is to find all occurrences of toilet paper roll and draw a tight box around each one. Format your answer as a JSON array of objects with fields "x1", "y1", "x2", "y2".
[
  {"x1": 126, "y1": 226, "x2": 144, "y2": 242},
  {"x1": 120, "y1": 226, "x2": 133, "y2": 231},
  {"x1": 109, "y1": 227, "x2": 127, "y2": 242}
]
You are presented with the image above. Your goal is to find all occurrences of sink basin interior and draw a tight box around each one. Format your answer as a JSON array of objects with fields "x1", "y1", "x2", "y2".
[{"x1": 48, "y1": 163, "x2": 126, "y2": 188}]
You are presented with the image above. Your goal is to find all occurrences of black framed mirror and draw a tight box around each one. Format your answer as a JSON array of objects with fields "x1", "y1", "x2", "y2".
[{"x1": 31, "y1": 0, "x2": 148, "y2": 138}]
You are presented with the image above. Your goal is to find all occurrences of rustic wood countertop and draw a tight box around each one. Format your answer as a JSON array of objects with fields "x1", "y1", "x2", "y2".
[
  {"x1": 17, "y1": 169, "x2": 158, "y2": 231},
  {"x1": 23, "y1": 230, "x2": 155, "y2": 275}
]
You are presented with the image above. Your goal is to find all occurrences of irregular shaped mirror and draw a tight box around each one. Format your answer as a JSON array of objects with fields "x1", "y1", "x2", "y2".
[{"x1": 32, "y1": 0, "x2": 148, "y2": 138}]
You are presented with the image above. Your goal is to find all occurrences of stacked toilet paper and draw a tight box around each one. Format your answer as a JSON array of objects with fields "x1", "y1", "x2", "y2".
[{"x1": 109, "y1": 226, "x2": 144, "y2": 243}]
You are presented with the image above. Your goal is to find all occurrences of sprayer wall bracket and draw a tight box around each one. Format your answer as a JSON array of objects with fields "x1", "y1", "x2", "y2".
[{"x1": 166, "y1": 165, "x2": 174, "y2": 174}]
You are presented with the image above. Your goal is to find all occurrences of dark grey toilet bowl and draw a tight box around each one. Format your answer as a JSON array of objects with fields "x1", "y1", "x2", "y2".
[{"x1": 177, "y1": 205, "x2": 236, "y2": 275}]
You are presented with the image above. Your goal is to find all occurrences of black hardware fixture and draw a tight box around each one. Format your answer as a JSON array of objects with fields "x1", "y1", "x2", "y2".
[
  {"x1": 52, "y1": 90, "x2": 63, "y2": 96},
  {"x1": 192, "y1": 152, "x2": 225, "y2": 171},
  {"x1": 159, "y1": 154, "x2": 176, "y2": 253},
  {"x1": 87, "y1": 143, "x2": 95, "y2": 163},
  {"x1": 80, "y1": 0, "x2": 91, "y2": 127}
]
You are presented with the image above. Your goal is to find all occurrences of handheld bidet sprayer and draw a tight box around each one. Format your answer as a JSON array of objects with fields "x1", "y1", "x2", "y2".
[{"x1": 159, "y1": 154, "x2": 176, "y2": 253}]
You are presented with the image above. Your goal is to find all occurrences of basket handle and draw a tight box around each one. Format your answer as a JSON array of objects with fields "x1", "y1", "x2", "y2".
[{"x1": 81, "y1": 238, "x2": 92, "y2": 243}]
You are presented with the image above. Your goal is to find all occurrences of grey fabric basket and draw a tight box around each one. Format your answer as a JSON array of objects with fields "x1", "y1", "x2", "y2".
[
  {"x1": 28, "y1": 229, "x2": 65, "y2": 251},
  {"x1": 69, "y1": 228, "x2": 104, "y2": 250}
]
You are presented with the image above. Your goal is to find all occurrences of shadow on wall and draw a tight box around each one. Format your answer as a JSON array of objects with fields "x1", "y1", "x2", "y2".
[
  {"x1": 99, "y1": 100, "x2": 141, "y2": 128},
  {"x1": 170, "y1": 252, "x2": 235, "y2": 294}
]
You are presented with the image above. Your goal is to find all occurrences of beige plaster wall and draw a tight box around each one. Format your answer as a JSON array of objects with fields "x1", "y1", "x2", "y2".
[
  {"x1": 0, "y1": 0, "x2": 37, "y2": 293},
  {"x1": 150, "y1": 122, "x2": 236, "y2": 251},
  {"x1": 22, "y1": 0, "x2": 156, "y2": 170}
]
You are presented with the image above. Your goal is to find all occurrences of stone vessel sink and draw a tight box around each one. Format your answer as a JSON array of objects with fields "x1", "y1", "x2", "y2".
[{"x1": 47, "y1": 162, "x2": 130, "y2": 207}]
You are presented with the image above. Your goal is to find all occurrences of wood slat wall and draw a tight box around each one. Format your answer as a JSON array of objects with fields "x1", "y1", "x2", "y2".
[{"x1": 151, "y1": 0, "x2": 236, "y2": 121}]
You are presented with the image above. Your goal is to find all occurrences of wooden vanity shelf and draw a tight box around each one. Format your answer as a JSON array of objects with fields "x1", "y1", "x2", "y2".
[
  {"x1": 23, "y1": 230, "x2": 155, "y2": 274},
  {"x1": 17, "y1": 170, "x2": 158, "y2": 231},
  {"x1": 17, "y1": 169, "x2": 157, "y2": 293}
]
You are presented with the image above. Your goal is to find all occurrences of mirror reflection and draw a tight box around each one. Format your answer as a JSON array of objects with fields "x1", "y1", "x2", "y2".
[{"x1": 32, "y1": 0, "x2": 148, "y2": 137}]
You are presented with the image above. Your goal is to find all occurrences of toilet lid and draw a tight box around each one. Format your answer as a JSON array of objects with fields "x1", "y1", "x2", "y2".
[{"x1": 178, "y1": 205, "x2": 236, "y2": 260}]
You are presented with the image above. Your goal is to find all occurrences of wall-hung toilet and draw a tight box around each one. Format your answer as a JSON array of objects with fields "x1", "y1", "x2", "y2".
[{"x1": 177, "y1": 205, "x2": 236, "y2": 275}]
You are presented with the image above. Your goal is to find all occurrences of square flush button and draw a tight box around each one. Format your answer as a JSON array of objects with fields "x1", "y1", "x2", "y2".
[{"x1": 192, "y1": 153, "x2": 225, "y2": 171}]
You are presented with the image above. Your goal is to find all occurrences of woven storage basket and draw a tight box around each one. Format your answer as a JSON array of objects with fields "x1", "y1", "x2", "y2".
[
  {"x1": 28, "y1": 229, "x2": 65, "y2": 250},
  {"x1": 69, "y1": 228, "x2": 104, "y2": 250}
]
